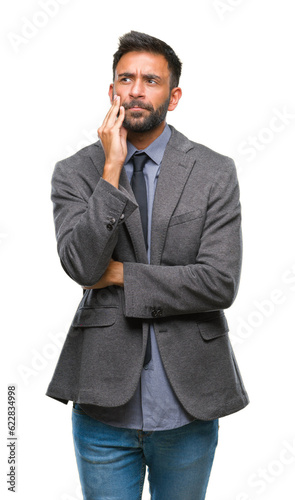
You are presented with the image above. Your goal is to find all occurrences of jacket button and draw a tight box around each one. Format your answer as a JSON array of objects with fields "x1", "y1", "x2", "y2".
[
  {"x1": 109, "y1": 217, "x2": 116, "y2": 224},
  {"x1": 106, "y1": 223, "x2": 113, "y2": 231},
  {"x1": 151, "y1": 307, "x2": 162, "y2": 318},
  {"x1": 151, "y1": 308, "x2": 157, "y2": 317}
]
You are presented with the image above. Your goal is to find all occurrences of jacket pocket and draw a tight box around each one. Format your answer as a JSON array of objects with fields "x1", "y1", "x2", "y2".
[
  {"x1": 169, "y1": 209, "x2": 203, "y2": 227},
  {"x1": 196, "y1": 312, "x2": 229, "y2": 341},
  {"x1": 72, "y1": 306, "x2": 118, "y2": 328}
]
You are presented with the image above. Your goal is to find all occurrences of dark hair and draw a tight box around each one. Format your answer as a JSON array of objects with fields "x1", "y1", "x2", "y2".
[{"x1": 112, "y1": 31, "x2": 182, "y2": 90}]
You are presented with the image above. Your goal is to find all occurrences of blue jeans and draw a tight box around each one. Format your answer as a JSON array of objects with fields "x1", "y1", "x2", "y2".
[{"x1": 72, "y1": 403, "x2": 218, "y2": 500}]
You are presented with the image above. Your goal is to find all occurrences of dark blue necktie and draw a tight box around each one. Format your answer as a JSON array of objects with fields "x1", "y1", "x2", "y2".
[
  {"x1": 131, "y1": 152, "x2": 151, "y2": 366},
  {"x1": 131, "y1": 152, "x2": 148, "y2": 249}
]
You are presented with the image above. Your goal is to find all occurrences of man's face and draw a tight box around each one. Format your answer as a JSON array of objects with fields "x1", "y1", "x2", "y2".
[{"x1": 109, "y1": 51, "x2": 174, "y2": 133}]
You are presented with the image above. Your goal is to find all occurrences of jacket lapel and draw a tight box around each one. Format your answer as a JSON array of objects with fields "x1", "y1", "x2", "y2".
[{"x1": 150, "y1": 127, "x2": 195, "y2": 265}]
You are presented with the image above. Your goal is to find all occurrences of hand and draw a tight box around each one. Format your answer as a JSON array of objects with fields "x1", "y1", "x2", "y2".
[
  {"x1": 97, "y1": 95, "x2": 128, "y2": 188},
  {"x1": 83, "y1": 260, "x2": 124, "y2": 289}
]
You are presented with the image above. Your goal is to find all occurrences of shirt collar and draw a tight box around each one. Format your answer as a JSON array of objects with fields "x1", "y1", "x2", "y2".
[{"x1": 125, "y1": 123, "x2": 171, "y2": 166}]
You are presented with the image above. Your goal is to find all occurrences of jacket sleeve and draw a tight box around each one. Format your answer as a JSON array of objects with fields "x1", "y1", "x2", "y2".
[
  {"x1": 51, "y1": 159, "x2": 137, "y2": 286},
  {"x1": 123, "y1": 159, "x2": 242, "y2": 318}
]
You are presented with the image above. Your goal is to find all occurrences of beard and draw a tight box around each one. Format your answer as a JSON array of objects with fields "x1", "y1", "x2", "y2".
[{"x1": 121, "y1": 96, "x2": 170, "y2": 133}]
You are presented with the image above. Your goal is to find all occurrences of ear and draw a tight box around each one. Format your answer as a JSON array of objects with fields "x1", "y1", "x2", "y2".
[
  {"x1": 168, "y1": 87, "x2": 182, "y2": 111},
  {"x1": 108, "y1": 84, "x2": 114, "y2": 103}
]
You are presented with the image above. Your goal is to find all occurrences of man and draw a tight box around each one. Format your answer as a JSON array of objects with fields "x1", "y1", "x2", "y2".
[{"x1": 47, "y1": 31, "x2": 249, "y2": 499}]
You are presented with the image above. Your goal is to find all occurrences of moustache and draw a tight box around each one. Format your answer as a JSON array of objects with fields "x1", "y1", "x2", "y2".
[{"x1": 122, "y1": 100, "x2": 154, "y2": 112}]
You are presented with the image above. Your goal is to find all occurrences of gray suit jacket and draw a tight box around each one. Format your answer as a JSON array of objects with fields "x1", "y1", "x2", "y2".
[{"x1": 46, "y1": 125, "x2": 249, "y2": 420}]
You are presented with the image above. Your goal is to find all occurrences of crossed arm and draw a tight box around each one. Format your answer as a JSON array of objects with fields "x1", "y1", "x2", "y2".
[{"x1": 83, "y1": 259, "x2": 124, "y2": 289}]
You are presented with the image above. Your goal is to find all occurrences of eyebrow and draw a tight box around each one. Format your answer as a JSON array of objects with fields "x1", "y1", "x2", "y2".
[{"x1": 117, "y1": 72, "x2": 162, "y2": 82}]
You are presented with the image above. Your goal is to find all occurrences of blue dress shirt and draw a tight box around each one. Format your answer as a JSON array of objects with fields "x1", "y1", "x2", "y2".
[{"x1": 80, "y1": 124, "x2": 195, "y2": 431}]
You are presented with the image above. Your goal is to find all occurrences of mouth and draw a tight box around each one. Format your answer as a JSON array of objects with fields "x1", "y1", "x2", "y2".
[{"x1": 128, "y1": 106, "x2": 146, "y2": 111}]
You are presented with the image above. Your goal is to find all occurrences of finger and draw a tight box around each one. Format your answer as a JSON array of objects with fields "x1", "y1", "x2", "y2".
[
  {"x1": 104, "y1": 95, "x2": 121, "y2": 128},
  {"x1": 114, "y1": 105, "x2": 125, "y2": 129},
  {"x1": 100, "y1": 101, "x2": 115, "y2": 128},
  {"x1": 108, "y1": 95, "x2": 122, "y2": 126},
  {"x1": 99, "y1": 96, "x2": 118, "y2": 130}
]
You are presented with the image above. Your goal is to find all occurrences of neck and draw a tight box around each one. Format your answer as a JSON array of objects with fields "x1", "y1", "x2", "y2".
[{"x1": 127, "y1": 121, "x2": 166, "y2": 150}]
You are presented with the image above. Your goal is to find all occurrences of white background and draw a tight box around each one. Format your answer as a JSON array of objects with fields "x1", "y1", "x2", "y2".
[{"x1": 1, "y1": 1, "x2": 295, "y2": 499}]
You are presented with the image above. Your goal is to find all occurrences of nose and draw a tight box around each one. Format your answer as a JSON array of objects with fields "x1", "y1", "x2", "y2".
[{"x1": 129, "y1": 78, "x2": 145, "y2": 99}]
